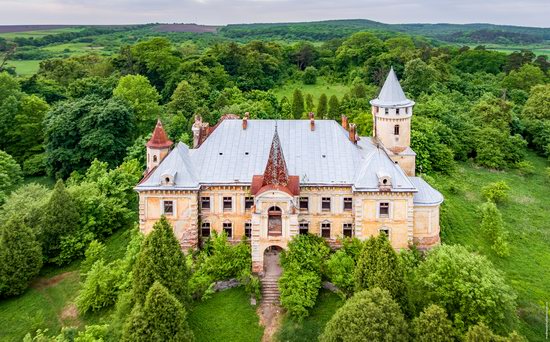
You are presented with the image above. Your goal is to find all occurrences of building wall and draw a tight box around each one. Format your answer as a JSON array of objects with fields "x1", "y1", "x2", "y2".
[
  {"x1": 413, "y1": 204, "x2": 441, "y2": 249},
  {"x1": 388, "y1": 153, "x2": 416, "y2": 177}
]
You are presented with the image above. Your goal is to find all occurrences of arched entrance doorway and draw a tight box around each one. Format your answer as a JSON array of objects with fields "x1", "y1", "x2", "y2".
[
  {"x1": 267, "y1": 206, "x2": 282, "y2": 237},
  {"x1": 263, "y1": 246, "x2": 283, "y2": 276}
]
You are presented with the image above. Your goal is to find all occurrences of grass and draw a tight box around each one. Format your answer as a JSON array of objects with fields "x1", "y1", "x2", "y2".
[
  {"x1": 433, "y1": 152, "x2": 550, "y2": 341},
  {"x1": 272, "y1": 77, "x2": 351, "y2": 104},
  {"x1": 42, "y1": 42, "x2": 105, "y2": 55},
  {"x1": 465, "y1": 43, "x2": 550, "y2": 57},
  {"x1": 0, "y1": 28, "x2": 83, "y2": 39},
  {"x1": 5, "y1": 60, "x2": 41, "y2": 76},
  {"x1": 276, "y1": 290, "x2": 344, "y2": 342},
  {"x1": 188, "y1": 287, "x2": 263, "y2": 342},
  {"x1": 0, "y1": 227, "x2": 133, "y2": 341}
]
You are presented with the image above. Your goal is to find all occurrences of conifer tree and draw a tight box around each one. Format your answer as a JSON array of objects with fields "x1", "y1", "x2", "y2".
[
  {"x1": 122, "y1": 281, "x2": 194, "y2": 342},
  {"x1": 354, "y1": 234, "x2": 406, "y2": 307},
  {"x1": 412, "y1": 304, "x2": 455, "y2": 342},
  {"x1": 132, "y1": 216, "x2": 189, "y2": 305},
  {"x1": 0, "y1": 216, "x2": 42, "y2": 297},
  {"x1": 480, "y1": 201, "x2": 510, "y2": 257},
  {"x1": 317, "y1": 93, "x2": 328, "y2": 118},
  {"x1": 328, "y1": 95, "x2": 340, "y2": 120},
  {"x1": 305, "y1": 94, "x2": 314, "y2": 112},
  {"x1": 39, "y1": 179, "x2": 80, "y2": 262},
  {"x1": 292, "y1": 89, "x2": 305, "y2": 119}
]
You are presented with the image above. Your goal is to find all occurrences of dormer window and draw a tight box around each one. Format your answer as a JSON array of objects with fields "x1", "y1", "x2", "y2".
[
  {"x1": 396, "y1": 108, "x2": 400, "y2": 115},
  {"x1": 161, "y1": 172, "x2": 176, "y2": 186},
  {"x1": 385, "y1": 108, "x2": 389, "y2": 115},
  {"x1": 377, "y1": 171, "x2": 392, "y2": 190}
]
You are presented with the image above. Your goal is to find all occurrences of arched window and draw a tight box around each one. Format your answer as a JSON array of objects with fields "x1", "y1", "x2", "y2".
[
  {"x1": 153, "y1": 155, "x2": 158, "y2": 162},
  {"x1": 394, "y1": 124, "x2": 400, "y2": 136},
  {"x1": 268, "y1": 206, "x2": 282, "y2": 237}
]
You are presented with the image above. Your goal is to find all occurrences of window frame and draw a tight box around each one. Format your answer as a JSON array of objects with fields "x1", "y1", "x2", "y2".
[
  {"x1": 379, "y1": 202, "x2": 390, "y2": 218},
  {"x1": 223, "y1": 196, "x2": 233, "y2": 211},
  {"x1": 223, "y1": 222, "x2": 233, "y2": 238},
  {"x1": 299, "y1": 197, "x2": 309, "y2": 211},
  {"x1": 394, "y1": 124, "x2": 400, "y2": 136},
  {"x1": 343, "y1": 223, "x2": 353, "y2": 238},
  {"x1": 162, "y1": 200, "x2": 174, "y2": 216},
  {"x1": 245, "y1": 222, "x2": 252, "y2": 238},
  {"x1": 343, "y1": 197, "x2": 353, "y2": 211},
  {"x1": 379, "y1": 227, "x2": 390, "y2": 240},
  {"x1": 321, "y1": 222, "x2": 331, "y2": 238},
  {"x1": 200, "y1": 196, "x2": 211, "y2": 211},
  {"x1": 299, "y1": 222, "x2": 309, "y2": 235},
  {"x1": 201, "y1": 222, "x2": 211, "y2": 237},
  {"x1": 244, "y1": 196, "x2": 254, "y2": 210},
  {"x1": 321, "y1": 197, "x2": 331, "y2": 212}
]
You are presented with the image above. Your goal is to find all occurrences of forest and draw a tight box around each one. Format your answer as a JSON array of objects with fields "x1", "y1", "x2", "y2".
[{"x1": 0, "y1": 20, "x2": 549, "y2": 341}]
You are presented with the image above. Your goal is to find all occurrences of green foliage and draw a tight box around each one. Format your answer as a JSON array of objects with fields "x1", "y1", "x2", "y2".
[
  {"x1": 412, "y1": 304, "x2": 456, "y2": 342},
  {"x1": 39, "y1": 180, "x2": 81, "y2": 264},
  {"x1": 411, "y1": 116, "x2": 455, "y2": 174},
  {"x1": 481, "y1": 180, "x2": 511, "y2": 204},
  {"x1": 327, "y1": 95, "x2": 340, "y2": 120},
  {"x1": 302, "y1": 66, "x2": 318, "y2": 85},
  {"x1": 325, "y1": 249, "x2": 355, "y2": 298},
  {"x1": 0, "y1": 183, "x2": 49, "y2": 229},
  {"x1": 132, "y1": 216, "x2": 189, "y2": 305},
  {"x1": 80, "y1": 240, "x2": 105, "y2": 278},
  {"x1": 76, "y1": 259, "x2": 125, "y2": 314},
  {"x1": 279, "y1": 269, "x2": 322, "y2": 320},
  {"x1": 22, "y1": 153, "x2": 47, "y2": 176},
  {"x1": 317, "y1": 93, "x2": 328, "y2": 118},
  {"x1": 0, "y1": 150, "x2": 23, "y2": 204},
  {"x1": 319, "y1": 287, "x2": 408, "y2": 342},
  {"x1": 464, "y1": 322, "x2": 526, "y2": 342},
  {"x1": 0, "y1": 216, "x2": 42, "y2": 297},
  {"x1": 168, "y1": 80, "x2": 198, "y2": 120},
  {"x1": 515, "y1": 161, "x2": 535, "y2": 176},
  {"x1": 280, "y1": 234, "x2": 330, "y2": 274},
  {"x1": 411, "y1": 244, "x2": 517, "y2": 333},
  {"x1": 502, "y1": 64, "x2": 545, "y2": 92},
  {"x1": 354, "y1": 234, "x2": 407, "y2": 308},
  {"x1": 480, "y1": 201, "x2": 510, "y2": 257},
  {"x1": 403, "y1": 58, "x2": 440, "y2": 97},
  {"x1": 292, "y1": 89, "x2": 305, "y2": 119},
  {"x1": 122, "y1": 281, "x2": 194, "y2": 342},
  {"x1": 522, "y1": 84, "x2": 550, "y2": 121}
]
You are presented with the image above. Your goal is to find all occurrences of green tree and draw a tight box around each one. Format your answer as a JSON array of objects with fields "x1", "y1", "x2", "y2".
[
  {"x1": 279, "y1": 97, "x2": 292, "y2": 119},
  {"x1": 320, "y1": 288, "x2": 408, "y2": 342},
  {"x1": 302, "y1": 66, "x2": 318, "y2": 85},
  {"x1": 305, "y1": 94, "x2": 314, "y2": 112},
  {"x1": 502, "y1": 64, "x2": 545, "y2": 92},
  {"x1": 411, "y1": 244, "x2": 516, "y2": 333},
  {"x1": 132, "y1": 216, "x2": 189, "y2": 305},
  {"x1": 412, "y1": 304, "x2": 455, "y2": 342},
  {"x1": 39, "y1": 180, "x2": 80, "y2": 264},
  {"x1": 403, "y1": 58, "x2": 440, "y2": 97},
  {"x1": 328, "y1": 95, "x2": 340, "y2": 120},
  {"x1": 480, "y1": 201, "x2": 510, "y2": 257},
  {"x1": 0, "y1": 183, "x2": 49, "y2": 229},
  {"x1": 291, "y1": 89, "x2": 305, "y2": 119},
  {"x1": 481, "y1": 181, "x2": 510, "y2": 204},
  {"x1": 122, "y1": 281, "x2": 194, "y2": 342},
  {"x1": 0, "y1": 216, "x2": 42, "y2": 297},
  {"x1": 0, "y1": 150, "x2": 23, "y2": 204},
  {"x1": 464, "y1": 322, "x2": 526, "y2": 342},
  {"x1": 168, "y1": 80, "x2": 198, "y2": 120},
  {"x1": 317, "y1": 93, "x2": 328, "y2": 119},
  {"x1": 354, "y1": 234, "x2": 407, "y2": 308},
  {"x1": 522, "y1": 84, "x2": 550, "y2": 121},
  {"x1": 113, "y1": 74, "x2": 161, "y2": 136}
]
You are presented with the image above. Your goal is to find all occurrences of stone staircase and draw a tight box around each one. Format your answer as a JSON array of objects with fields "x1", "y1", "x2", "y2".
[{"x1": 261, "y1": 275, "x2": 281, "y2": 305}]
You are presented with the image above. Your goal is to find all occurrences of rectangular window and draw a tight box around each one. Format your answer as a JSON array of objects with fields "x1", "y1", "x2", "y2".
[
  {"x1": 223, "y1": 197, "x2": 232, "y2": 211},
  {"x1": 163, "y1": 200, "x2": 174, "y2": 216},
  {"x1": 201, "y1": 222, "x2": 211, "y2": 237},
  {"x1": 322, "y1": 197, "x2": 331, "y2": 211},
  {"x1": 245, "y1": 197, "x2": 254, "y2": 210},
  {"x1": 394, "y1": 125, "x2": 400, "y2": 136},
  {"x1": 379, "y1": 202, "x2": 390, "y2": 218},
  {"x1": 200, "y1": 197, "x2": 210, "y2": 211},
  {"x1": 321, "y1": 222, "x2": 331, "y2": 238},
  {"x1": 396, "y1": 108, "x2": 400, "y2": 115},
  {"x1": 223, "y1": 222, "x2": 233, "y2": 238},
  {"x1": 343, "y1": 223, "x2": 353, "y2": 238},
  {"x1": 380, "y1": 228, "x2": 390, "y2": 239},
  {"x1": 385, "y1": 108, "x2": 389, "y2": 115},
  {"x1": 299, "y1": 222, "x2": 309, "y2": 235},
  {"x1": 245, "y1": 222, "x2": 252, "y2": 238},
  {"x1": 299, "y1": 197, "x2": 309, "y2": 211},
  {"x1": 343, "y1": 197, "x2": 353, "y2": 211}
]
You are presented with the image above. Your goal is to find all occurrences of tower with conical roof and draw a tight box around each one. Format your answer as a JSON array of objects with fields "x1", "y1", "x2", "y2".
[
  {"x1": 146, "y1": 119, "x2": 173, "y2": 173},
  {"x1": 370, "y1": 67, "x2": 416, "y2": 176}
]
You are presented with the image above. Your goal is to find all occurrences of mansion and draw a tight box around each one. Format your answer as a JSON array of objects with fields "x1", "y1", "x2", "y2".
[{"x1": 135, "y1": 68, "x2": 443, "y2": 272}]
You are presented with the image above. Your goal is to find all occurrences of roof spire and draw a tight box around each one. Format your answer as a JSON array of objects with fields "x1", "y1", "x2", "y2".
[
  {"x1": 370, "y1": 66, "x2": 414, "y2": 107},
  {"x1": 146, "y1": 119, "x2": 173, "y2": 149},
  {"x1": 262, "y1": 126, "x2": 289, "y2": 187}
]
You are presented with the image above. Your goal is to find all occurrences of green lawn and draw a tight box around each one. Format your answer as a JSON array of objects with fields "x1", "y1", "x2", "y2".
[
  {"x1": 42, "y1": 42, "x2": 105, "y2": 55},
  {"x1": 188, "y1": 287, "x2": 264, "y2": 342},
  {"x1": 0, "y1": 227, "x2": 133, "y2": 341},
  {"x1": 272, "y1": 78, "x2": 351, "y2": 104},
  {"x1": 276, "y1": 290, "x2": 344, "y2": 342},
  {"x1": 434, "y1": 152, "x2": 550, "y2": 341},
  {"x1": 465, "y1": 43, "x2": 550, "y2": 57},
  {"x1": 0, "y1": 28, "x2": 83, "y2": 39},
  {"x1": 5, "y1": 60, "x2": 41, "y2": 76}
]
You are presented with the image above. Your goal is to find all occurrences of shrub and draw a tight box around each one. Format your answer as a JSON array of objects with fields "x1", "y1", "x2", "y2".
[
  {"x1": 515, "y1": 160, "x2": 535, "y2": 177},
  {"x1": 22, "y1": 153, "x2": 47, "y2": 176},
  {"x1": 412, "y1": 304, "x2": 455, "y2": 342},
  {"x1": 302, "y1": 66, "x2": 318, "y2": 85},
  {"x1": 76, "y1": 259, "x2": 126, "y2": 314},
  {"x1": 278, "y1": 268, "x2": 321, "y2": 320},
  {"x1": 280, "y1": 233, "x2": 330, "y2": 274},
  {"x1": 239, "y1": 269, "x2": 261, "y2": 301},
  {"x1": 80, "y1": 240, "x2": 106, "y2": 278},
  {"x1": 325, "y1": 250, "x2": 355, "y2": 298},
  {"x1": 464, "y1": 322, "x2": 526, "y2": 342},
  {"x1": 411, "y1": 244, "x2": 517, "y2": 333},
  {"x1": 0, "y1": 149, "x2": 23, "y2": 204},
  {"x1": 481, "y1": 181, "x2": 510, "y2": 204},
  {"x1": 0, "y1": 216, "x2": 43, "y2": 297},
  {"x1": 479, "y1": 201, "x2": 510, "y2": 257},
  {"x1": 319, "y1": 288, "x2": 408, "y2": 342}
]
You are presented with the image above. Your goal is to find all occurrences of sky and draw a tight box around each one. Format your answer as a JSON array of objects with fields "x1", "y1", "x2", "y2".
[{"x1": 0, "y1": 0, "x2": 548, "y2": 27}]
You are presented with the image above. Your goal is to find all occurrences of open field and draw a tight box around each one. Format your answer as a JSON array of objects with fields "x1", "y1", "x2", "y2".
[
  {"x1": 0, "y1": 27, "x2": 83, "y2": 38},
  {"x1": 5, "y1": 60, "x2": 41, "y2": 76},
  {"x1": 434, "y1": 152, "x2": 550, "y2": 341},
  {"x1": 465, "y1": 43, "x2": 550, "y2": 56},
  {"x1": 272, "y1": 78, "x2": 351, "y2": 104},
  {"x1": 42, "y1": 42, "x2": 106, "y2": 54}
]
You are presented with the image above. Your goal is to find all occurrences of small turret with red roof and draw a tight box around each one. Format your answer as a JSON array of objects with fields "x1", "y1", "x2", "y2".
[{"x1": 146, "y1": 120, "x2": 173, "y2": 172}]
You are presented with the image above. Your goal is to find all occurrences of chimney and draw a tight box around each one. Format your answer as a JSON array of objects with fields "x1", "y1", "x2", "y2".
[
  {"x1": 349, "y1": 123, "x2": 357, "y2": 144},
  {"x1": 309, "y1": 112, "x2": 315, "y2": 131},
  {"x1": 341, "y1": 115, "x2": 348, "y2": 130},
  {"x1": 243, "y1": 112, "x2": 249, "y2": 130}
]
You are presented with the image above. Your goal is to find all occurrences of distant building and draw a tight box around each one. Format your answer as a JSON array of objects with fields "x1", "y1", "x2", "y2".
[{"x1": 135, "y1": 68, "x2": 443, "y2": 273}]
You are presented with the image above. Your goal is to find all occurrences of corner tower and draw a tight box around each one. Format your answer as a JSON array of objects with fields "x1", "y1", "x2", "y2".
[
  {"x1": 146, "y1": 119, "x2": 173, "y2": 173},
  {"x1": 370, "y1": 67, "x2": 416, "y2": 176}
]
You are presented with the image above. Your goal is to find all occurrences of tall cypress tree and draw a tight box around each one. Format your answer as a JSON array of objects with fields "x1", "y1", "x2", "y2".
[
  {"x1": 132, "y1": 216, "x2": 189, "y2": 305},
  {"x1": 0, "y1": 216, "x2": 42, "y2": 297},
  {"x1": 122, "y1": 281, "x2": 194, "y2": 342},
  {"x1": 328, "y1": 95, "x2": 340, "y2": 120},
  {"x1": 292, "y1": 89, "x2": 305, "y2": 119},
  {"x1": 39, "y1": 179, "x2": 80, "y2": 263},
  {"x1": 317, "y1": 93, "x2": 328, "y2": 119}
]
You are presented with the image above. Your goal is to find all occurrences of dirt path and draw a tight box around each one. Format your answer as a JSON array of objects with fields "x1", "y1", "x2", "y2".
[
  {"x1": 31, "y1": 271, "x2": 76, "y2": 290},
  {"x1": 258, "y1": 250, "x2": 284, "y2": 341}
]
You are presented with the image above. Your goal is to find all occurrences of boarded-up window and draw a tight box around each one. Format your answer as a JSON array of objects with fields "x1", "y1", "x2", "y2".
[{"x1": 163, "y1": 201, "x2": 174, "y2": 215}]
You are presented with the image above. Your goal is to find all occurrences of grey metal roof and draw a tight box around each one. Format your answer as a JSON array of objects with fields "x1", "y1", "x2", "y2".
[
  {"x1": 410, "y1": 177, "x2": 444, "y2": 206},
  {"x1": 136, "y1": 119, "x2": 440, "y2": 197},
  {"x1": 370, "y1": 67, "x2": 415, "y2": 107}
]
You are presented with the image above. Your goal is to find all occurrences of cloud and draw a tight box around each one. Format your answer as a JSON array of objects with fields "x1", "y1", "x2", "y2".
[{"x1": 0, "y1": 0, "x2": 548, "y2": 27}]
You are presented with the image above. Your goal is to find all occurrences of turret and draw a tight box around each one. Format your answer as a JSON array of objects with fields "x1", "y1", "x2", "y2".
[
  {"x1": 146, "y1": 119, "x2": 173, "y2": 173},
  {"x1": 370, "y1": 67, "x2": 416, "y2": 176}
]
